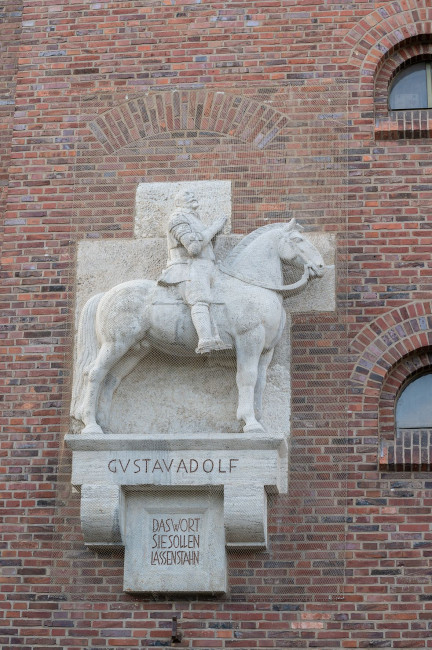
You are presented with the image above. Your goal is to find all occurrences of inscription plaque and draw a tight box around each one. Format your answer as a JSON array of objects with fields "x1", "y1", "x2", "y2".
[
  {"x1": 151, "y1": 516, "x2": 201, "y2": 567},
  {"x1": 124, "y1": 490, "x2": 226, "y2": 593}
]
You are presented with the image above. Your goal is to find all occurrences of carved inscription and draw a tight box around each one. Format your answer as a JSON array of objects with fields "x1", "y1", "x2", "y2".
[
  {"x1": 108, "y1": 457, "x2": 239, "y2": 474},
  {"x1": 151, "y1": 516, "x2": 201, "y2": 566}
]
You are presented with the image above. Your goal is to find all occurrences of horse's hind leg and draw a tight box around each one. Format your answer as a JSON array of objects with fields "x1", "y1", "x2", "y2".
[
  {"x1": 97, "y1": 341, "x2": 151, "y2": 431},
  {"x1": 81, "y1": 340, "x2": 130, "y2": 435}
]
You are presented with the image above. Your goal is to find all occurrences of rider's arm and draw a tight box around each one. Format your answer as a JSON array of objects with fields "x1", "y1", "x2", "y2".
[
  {"x1": 201, "y1": 215, "x2": 227, "y2": 245},
  {"x1": 170, "y1": 221, "x2": 203, "y2": 256},
  {"x1": 180, "y1": 233, "x2": 202, "y2": 256},
  {"x1": 170, "y1": 215, "x2": 227, "y2": 256}
]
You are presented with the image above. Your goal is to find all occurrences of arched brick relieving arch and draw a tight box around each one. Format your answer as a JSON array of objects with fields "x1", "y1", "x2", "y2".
[
  {"x1": 349, "y1": 302, "x2": 432, "y2": 414},
  {"x1": 344, "y1": 1, "x2": 432, "y2": 75},
  {"x1": 88, "y1": 90, "x2": 288, "y2": 154},
  {"x1": 374, "y1": 42, "x2": 432, "y2": 114},
  {"x1": 349, "y1": 303, "x2": 432, "y2": 469}
]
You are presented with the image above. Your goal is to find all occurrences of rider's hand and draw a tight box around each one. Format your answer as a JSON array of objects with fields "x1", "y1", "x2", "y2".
[
  {"x1": 188, "y1": 241, "x2": 201, "y2": 256},
  {"x1": 215, "y1": 215, "x2": 227, "y2": 232}
]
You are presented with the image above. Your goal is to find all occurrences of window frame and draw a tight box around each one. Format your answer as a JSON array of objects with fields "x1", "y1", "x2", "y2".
[
  {"x1": 378, "y1": 352, "x2": 432, "y2": 472},
  {"x1": 395, "y1": 370, "x2": 432, "y2": 430},
  {"x1": 388, "y1": 60, "x2": 432, "y2": 110}
]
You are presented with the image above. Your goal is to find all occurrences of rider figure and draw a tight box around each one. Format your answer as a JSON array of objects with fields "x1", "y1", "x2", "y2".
[{"x1": 158, "y1": 189, "x2": 232, "y2": 354}]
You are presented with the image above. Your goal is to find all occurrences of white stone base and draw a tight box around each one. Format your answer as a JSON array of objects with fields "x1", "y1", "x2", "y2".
[{"x1": 65, "y1": 431, "x2": 288, "y2": 594}]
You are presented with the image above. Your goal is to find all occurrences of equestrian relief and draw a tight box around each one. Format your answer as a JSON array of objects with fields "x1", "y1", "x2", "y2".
[{"x1": 70, "y1": 190, "x2": 326, "y2": 435}]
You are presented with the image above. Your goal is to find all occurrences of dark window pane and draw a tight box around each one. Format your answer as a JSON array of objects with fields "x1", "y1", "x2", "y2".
[
  {"x1": 396, "y1": 373, "x2": 432, "y2": 428},
  {"x1": 389, "y1": 63, "x2": 428, "y2": 110}
]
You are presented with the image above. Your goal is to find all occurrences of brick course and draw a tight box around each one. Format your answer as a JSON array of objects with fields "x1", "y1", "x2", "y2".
[{"x1": 2, "y1": 1, "x2": 432, "y2": 648}]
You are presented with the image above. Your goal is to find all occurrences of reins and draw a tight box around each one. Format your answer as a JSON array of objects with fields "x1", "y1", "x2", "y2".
[{"x1": 218, "y1": 262, "x2": 310, "y2": 295}]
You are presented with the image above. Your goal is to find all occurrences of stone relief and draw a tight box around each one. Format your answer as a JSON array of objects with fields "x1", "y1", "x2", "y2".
[
  {"x1": 70, "y1": 190, "x2": 325, "y2": 436},
  {"x1": 66, "y1": 180, "x2": 335, "y2": 593}
]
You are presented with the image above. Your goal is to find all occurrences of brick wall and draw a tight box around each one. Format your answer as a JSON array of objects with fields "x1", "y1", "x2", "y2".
[
  {"x1": 2, "y1": 1, "x2": 432, "y2": 648},
  {"x1": 0, "y1": 1, "x2": 22, "y2": 240}
]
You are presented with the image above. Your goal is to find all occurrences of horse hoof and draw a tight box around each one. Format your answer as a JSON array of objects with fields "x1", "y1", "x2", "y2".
[
  {"x1": 82, "y1": 423, "x2": 104, "y2": 435},
  {"x1": 243, "y1": 422, "x2": 265, "y2": 433}
]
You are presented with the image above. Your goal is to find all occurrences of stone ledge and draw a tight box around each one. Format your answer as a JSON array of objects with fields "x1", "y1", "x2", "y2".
[
  {"x1": 65, "y1": 431, "x2": 288, "y2": 452},
  {"x1": 68, "y1": 444, "x2": 288, "y2": 493}
]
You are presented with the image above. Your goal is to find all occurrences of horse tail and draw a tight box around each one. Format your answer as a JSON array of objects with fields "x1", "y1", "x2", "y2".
[{"x1": 70, "y1": 292, "x2": 104, "y2": 419}]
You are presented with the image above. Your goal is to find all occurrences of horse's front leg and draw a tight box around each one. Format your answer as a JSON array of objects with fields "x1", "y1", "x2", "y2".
[
  {"x1": 81, "y1": 340, "x2": 130, "y2": 435},
  {"x1": 254, "y1": 347, "x2": 275, "y2": 421},
  {"x1": 235, "y1": 328, "x2": 265, "y2": 433}
]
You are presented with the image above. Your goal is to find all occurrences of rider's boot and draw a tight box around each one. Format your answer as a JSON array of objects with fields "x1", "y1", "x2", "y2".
[{"x1": 191, "y1": 302, "x2": 232, "y2": 354}]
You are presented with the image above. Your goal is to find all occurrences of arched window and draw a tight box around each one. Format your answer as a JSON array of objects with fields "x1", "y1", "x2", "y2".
[
  {"x1": 374, "y1": 42, "x2": 432, "y2": 138},
  {"x1": 378, "y1": 347, "x2": 432, "y2": 471},
  {"x1": 389, "y1": 61, "x2": 432, "y2": 110},
  {"x1": 396, "y1": 372, "x2": 432, "y2": 429}
]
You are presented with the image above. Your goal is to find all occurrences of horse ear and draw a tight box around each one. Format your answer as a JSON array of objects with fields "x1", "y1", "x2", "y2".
[{"x1": 285, "y1": 218, "x2": 305, "y2": 233}]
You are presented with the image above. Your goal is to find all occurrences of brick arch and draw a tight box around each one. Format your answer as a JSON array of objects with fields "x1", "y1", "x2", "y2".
[
  {"x1": 349, "y1": 303, "x2": 432, "y2": 468},
  {"x1": 379, "y1": 347, "x2": 432, "y2": 437},
  {"x1": 375, "y1": 41, "x2": 432, "y2": 114},
  {"x1": 342, "y1": 2, "x2": 432, "y2": 138},
  {"x1": 344, "y1": 1, "x2": 432, "y2": 75},
  {"x1": 350, "y1": 302, "x2": 432, "y2": 403},
  {"x1": 88, "y1": 90, "x2": 288, "y2": 154}
]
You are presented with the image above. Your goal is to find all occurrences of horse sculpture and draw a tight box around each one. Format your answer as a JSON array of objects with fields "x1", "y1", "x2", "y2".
[{"x1": 71, "y1": 220, "x2": 325, "y2": 434}]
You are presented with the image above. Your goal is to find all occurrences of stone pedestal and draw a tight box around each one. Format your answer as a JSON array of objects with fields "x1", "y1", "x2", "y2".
[{"x1": 65, "y1": 431, "x2": 288, "y2": 594}]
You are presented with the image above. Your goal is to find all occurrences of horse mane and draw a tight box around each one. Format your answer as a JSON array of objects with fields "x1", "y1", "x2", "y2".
[{"x1": 224, "y1": 222, "x2": 286, "y2": 267}]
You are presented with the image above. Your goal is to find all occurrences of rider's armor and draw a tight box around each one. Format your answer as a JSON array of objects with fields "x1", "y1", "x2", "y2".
[
  {"x1": 158, "y1": 206, "x2": 231, "y2": 354},
  {"x1": 158, "y1": 208, "x2": 215, "y2": 292}
]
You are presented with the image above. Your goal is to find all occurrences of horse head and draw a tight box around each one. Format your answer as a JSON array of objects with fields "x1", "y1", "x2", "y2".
[{"x1": 278, "y1": 219, "x2": 325, "y2": 279}]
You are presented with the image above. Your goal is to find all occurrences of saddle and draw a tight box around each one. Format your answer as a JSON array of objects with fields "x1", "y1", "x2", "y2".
[
  {"x1": 151, "y1": 282, "x2": 224, "y2": 307},
  {"x1": 151, "y1": 283, "x2": 186, "y2": 306}
]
